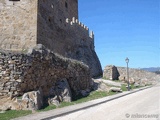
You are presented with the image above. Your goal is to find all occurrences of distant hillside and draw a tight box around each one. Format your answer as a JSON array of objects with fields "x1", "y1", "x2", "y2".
[{"x1": 142, "y1": 67, "x2": 160, "y2": 72}]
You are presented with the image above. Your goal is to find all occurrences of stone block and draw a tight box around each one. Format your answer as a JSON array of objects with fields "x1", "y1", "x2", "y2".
[
  {"x1": 10, "y1": 87, "x2": 16, "y2": 91},
  {"x1": 16, "y1": 79, "x2": 22, "y2": 82},
  {"x1": 110, "y1": 87, "x2": 122, "y2": 92},
  {"x1": 8, "y1": 64, "x2": 14, "y2": 69},
  {"x1": 3, "y1": 86, "x2": 10, "y2": 90},
  {"x1": 4, "y1": 77, "x2": 10, "y2": 80},
  {"x1": 13, "y1": 91, "x2": 19, "y2": 96},
  {"x1": 0, "y1": 82, "x2": 4, "y2": 87},
  {"x1": 22, "y1": 90, "x2": 43, "y2": 110},
  {"x1": 1, "y1": 90, "x2": 9, "y2": 93},
  {"x1": 0, "y1": 62, "x2": 4, "y2": 65},
  {"x1": 13, "y1": 82, "x2": 19, "y2": 87},
  {"x1": 14, "y1": 72, "x2": 22, "y2": 75},
  {"x1": 4, "y1": 74, "x2": 10, "y2": 77},
  {"x1": 8, "y1": 60, "x2": 16, "y2": 64},
  {"x1": 5, "y1": 82, "x2": 12, "y2": 86},
  {"x1": 0, "y1": 87, "x2": 3, "y2": 90},
  {"x1": 48, "y1": 97, "x2": 60, "y2": 107}
]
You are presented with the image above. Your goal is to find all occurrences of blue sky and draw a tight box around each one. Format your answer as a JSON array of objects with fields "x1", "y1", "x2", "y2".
[{"x1": 78, "y1": 0, "x2": 160, "y2": 69}]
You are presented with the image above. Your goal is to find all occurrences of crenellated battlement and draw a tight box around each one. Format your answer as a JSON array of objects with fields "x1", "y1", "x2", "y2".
[
  {"x1": 66, "y1": 17, "x2": 94, "y2": 39},
  {"x1": 0, "y1": 0, "x2": 102, "y2": 77}
]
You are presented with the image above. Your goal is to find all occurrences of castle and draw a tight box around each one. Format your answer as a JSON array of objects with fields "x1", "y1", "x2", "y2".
[{"x1": 0, "y1": 0, "x2": 102, "y2": 77}]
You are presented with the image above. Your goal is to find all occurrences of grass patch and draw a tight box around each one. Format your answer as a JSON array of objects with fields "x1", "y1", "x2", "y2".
[
  {"x1": 102, "y1": 77, "x2": 109, "y2": 80},
  {"x1": 113, "y1": 80, "x2": 121, "y2": 82},
  {"x1": 58, "y1": 102, "x2": 75, "y2": 108},
  {"x1": 121, "y1": 84, "x2": 128, "y2": 91},
  {"x1": 0, "y1": 110, "x2": 32, "y2": 120},
  {"x1": 145, "y1": 84, "x2": 152, "y2": 86},
  {"x1": 0, "y1": 91, "x2": 118, "y2": 119},
  {"x1": 59, "y1": 91, "x2": 117, "y2": 107},
  {"x1": 121, "y1": 84, "x2": 144, "y2": 91},
  {"x1": 17, "y1": 96, "x2": 22, "y2": 99},
  {"x1": 131, "y1": 84, "x2": 144, "y2": 89},
  {"x1": 38, "y1": 91, "x2": 117, "y2": 112},
  {"x1": 37, "y1": 105, "x2": 57, "y2": 112}
]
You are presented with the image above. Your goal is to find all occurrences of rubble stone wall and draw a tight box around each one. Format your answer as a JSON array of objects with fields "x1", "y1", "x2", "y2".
[
  {"x1": 103, "y1": 65, "x2": 119, "y2": 80},
  {"x1": 117, "y1": 67, "x2": 160, "y2": 84},
  {"x1": 0, "y1": 45, "x2": 92, "y2": 98},
  {"x1": 103, "y1": 65, "x2": 160, "y2": 84}
]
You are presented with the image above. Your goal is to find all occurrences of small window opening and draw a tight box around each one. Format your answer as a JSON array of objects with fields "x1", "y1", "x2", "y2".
[
  {"x1": 48, "y1": 18, "x2": 51, "y2": 22},
  {"x1": 60, "y1": 19, "x2": 62, "y2": 23},
  {"x1": 65, "y1": 2, "x2": 68, "y2": 8}
]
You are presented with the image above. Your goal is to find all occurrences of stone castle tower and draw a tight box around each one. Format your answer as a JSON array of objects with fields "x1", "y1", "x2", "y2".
[{"x1": 0, "y1": 0, "x2": 102, "y2": 77}]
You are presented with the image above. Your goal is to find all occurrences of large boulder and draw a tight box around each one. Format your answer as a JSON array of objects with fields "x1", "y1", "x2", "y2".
[
  {"x1": 92, "y1": 79, "x2": 110, "y2": 92},
  {"x1": 49, "y1": 78, "x2": 72, "y2": 103},
  {"x1": 48, "y1": 96, "x2": 60, "y2": 107},
  {"x1": 0, "y1": 89, "x2": 43, "y2": 111},
  {"x1": 110, "y1": 87, "x2": 122, "y2": 92},
  {"x1": 22, "y1": 90, "x2": 43, "y2": 110},
  {"x1": 0, "y1": 96, "x2": 14, "y2": 111},
  {"x1": 119, "y1": 75, "x2": 126, "y2": 82},
  {"x1": 94, "y1": 79, "x2": 121, "y2": 87}
]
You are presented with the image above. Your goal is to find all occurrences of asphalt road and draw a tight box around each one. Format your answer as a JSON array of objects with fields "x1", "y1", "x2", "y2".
[{"x1": 53, "y1": 85, "x2": 160, "y2": 120}]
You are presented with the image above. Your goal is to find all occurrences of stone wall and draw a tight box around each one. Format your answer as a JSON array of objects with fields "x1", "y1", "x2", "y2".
[
  {"x1": 0, "y1": 45, "x2": 92, "y2": 98},
  {"x1": 103, "y1": 65, "x2": 120, "y2": 80},
  {"x1": 117, "y1": 67, "x2": 160, "y2": 84},
  {"x1": 0, "y1": 0, "x2": 102, "y2": 77},
  {"x1": 0, "y1": 0, "x2": 38, "y2": 50},
  {"x1": 0, "y1": 0, "x2": 78, "y2": 50},
  {"x1": 37, "y1": 0, "x2": 102, "y2": 77},
  {"x1": 103, "y1": 65, "x2": 160, "y2": 85}
]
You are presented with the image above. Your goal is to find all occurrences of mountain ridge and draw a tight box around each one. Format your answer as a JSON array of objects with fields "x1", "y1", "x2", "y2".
[{"x1": 141, "y1": 67, "x2": 160, "y2": 72}]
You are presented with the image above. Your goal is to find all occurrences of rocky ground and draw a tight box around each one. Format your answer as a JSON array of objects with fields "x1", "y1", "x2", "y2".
[{"x1": 0, "y1": 76, "x2": 127, "y2": 112}]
